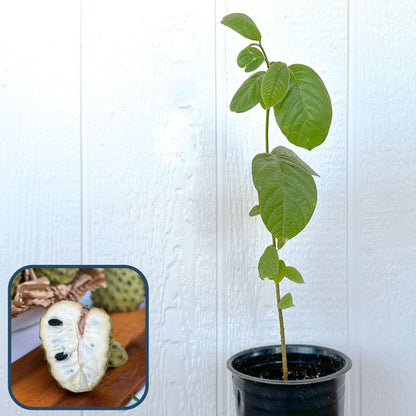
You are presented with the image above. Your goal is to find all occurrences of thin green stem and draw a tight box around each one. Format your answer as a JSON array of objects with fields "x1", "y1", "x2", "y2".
[
  {"x1": 275, "y1": 283, "x2": 289, "y2": 380},
  {"x1": 258, "y1": 41, "x2": 271, "y2": 67},
  {"x1": 265, "y1": 109, "x2": 270, "y2": 153}
]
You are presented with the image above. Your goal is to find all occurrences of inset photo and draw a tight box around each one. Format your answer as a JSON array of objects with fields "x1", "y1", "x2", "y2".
[{"x1": 9, "y1": 266, "x2": 148, "y2": 409}]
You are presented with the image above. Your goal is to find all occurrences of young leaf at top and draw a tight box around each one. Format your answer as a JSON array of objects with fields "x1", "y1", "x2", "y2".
[
  {"x1": 230, "y1": 71, "x2": 265, "y2": 113},
  {"x1": 278, "y1": 293, "x2": 294, "y2": 309},
  {"x1": 261, "y1": 62, "x2": 290, "y2": 109},
  {"x1": 258, "y1": 245, "x2": 279, "y2": 280},
  {"x1": 249, "y1": 205, "x2": 260, "y2": 216},
  {"x1": 252, "y1": 146, "x2": 318, "y2": 242},
  {"x1": 237, "y1": 46, "x2": 265, "y2": 72},
  {"x1": 274, "y1": 64, "x2": 332, "y2": 150},
  {"x1": 221, "y1": 13, "x2": 262, "y2": 41}
]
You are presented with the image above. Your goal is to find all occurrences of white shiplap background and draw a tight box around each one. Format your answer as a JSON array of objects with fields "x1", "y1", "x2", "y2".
[{"x1": 1, "y1": 1, "x2": 415, "y2": 415}]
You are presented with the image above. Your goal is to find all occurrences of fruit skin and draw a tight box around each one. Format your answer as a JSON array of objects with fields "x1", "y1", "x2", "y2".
[
  {"x1": 39, "y1": 300, "x2": 112, "y2": 393},
  {"x1": 108, "y1": 338, "x2": 128, "y2": 368},
  {"x1": 91, "y1": 268, "x2": 145, "y2": 312},
  {"x1": 34, "y1": 268, "x2": 79, "y2": 285}
]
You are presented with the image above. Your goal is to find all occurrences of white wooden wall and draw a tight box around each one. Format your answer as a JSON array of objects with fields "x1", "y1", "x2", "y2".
[{"x1": 1, "y1": 1, "x2": 415, "y2": 415}]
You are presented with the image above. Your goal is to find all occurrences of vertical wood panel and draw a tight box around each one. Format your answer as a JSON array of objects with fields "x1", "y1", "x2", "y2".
[
  {"x1": 81, "y1": 0, "x2": 216, "y2": 414},
  {"x1": 0, "y1": 1, "x2": 81, "y2": 414},
  {"x1": 217, "y1": 1, "x2": 349, "y2": 414},
  {"x1": 349, "y1": 1, "x2": 416, "y2": 415}
]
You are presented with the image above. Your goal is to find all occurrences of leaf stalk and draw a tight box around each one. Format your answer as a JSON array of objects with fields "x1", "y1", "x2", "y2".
[{"x1": 258, "y1": 41, "x2": 271, "y2": 67}]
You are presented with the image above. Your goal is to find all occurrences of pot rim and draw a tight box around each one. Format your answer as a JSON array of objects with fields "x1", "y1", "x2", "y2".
[{"x1": 227, "y1": 344, "x2": 352, "y2": 385}]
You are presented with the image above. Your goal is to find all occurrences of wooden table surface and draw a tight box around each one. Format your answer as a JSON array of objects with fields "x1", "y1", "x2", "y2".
[{"x1": 11, "y1": 308, "x2": 146, "y2": 408}]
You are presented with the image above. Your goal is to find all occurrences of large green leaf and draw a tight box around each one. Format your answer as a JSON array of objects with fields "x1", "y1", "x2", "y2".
[
  {"x1": 252, "y1": 146, "x2": 318, "y2": 242},
  {"x1": 221, "y1": 13, "x2": 261, "y2": 41},
  {"x1": 237, "y1": 46, "x2": 264, "y2": 72},
  {"x1": 273, "y1": 145, "x2": 318, "y2": 177},
  {"x1": 230, "y1": 71, "x2": 265, "y2": 113},
  {"x1": 258, "y1": 245, "x2": 279, "y2": 280},
  {"x1": 261, "y1": 62, "x2": 290, "y2": 109},
  {"x1": 274, "y1": 64, "x2": 332, "y2": 150}
]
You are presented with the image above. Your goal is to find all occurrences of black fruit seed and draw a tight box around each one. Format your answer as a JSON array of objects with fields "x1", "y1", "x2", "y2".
[
  {"x1": 55, "y1": 352, "x2": 68, "y2": 361},
  {"x1": 48, "y1": 319, "x2": 63, "y2": 326}
]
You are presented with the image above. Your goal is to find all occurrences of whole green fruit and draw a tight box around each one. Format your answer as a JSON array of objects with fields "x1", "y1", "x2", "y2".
[
  {"x1": 91, "y1": 268, "x2": 145, "y2": 312},
  {"x1": 34, "y1": 268, "x2": 79, "y2": 285}
]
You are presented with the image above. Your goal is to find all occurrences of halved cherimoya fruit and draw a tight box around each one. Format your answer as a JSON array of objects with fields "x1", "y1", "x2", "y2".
[{"x1": 39, "y1": 300, "x2": 112, "y2": 393}]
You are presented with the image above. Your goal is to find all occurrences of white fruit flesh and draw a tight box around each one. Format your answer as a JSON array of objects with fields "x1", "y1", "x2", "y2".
[{"x1": 39, "y1": 301, "x2": 112, "y2": 393}]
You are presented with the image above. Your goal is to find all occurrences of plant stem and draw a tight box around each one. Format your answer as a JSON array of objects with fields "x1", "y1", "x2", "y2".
[
  {"x1": 258, "y1": 41, "x2": 270, "y2": 67},
  {"x1": 275, "y1": 282, "x2": 289, "y2": 380},
  {"x1": 265, "y1": 109, "x2": 270, "y2": 153},
  {"x1": 262, "y1": 43, "x2": 288, "y2": 381}
]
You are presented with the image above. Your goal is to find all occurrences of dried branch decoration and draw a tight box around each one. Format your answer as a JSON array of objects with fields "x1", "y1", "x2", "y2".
[{"x1": 11, "y1": 268, "x2": 106, "y2": 318}]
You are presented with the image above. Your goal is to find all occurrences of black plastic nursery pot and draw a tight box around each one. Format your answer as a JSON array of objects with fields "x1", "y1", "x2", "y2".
[{"x1": 227, "y1": 345, "x2": 352, "y2": 416}]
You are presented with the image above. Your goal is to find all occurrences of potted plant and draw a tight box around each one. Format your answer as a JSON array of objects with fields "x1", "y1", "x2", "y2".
[{"x1": 221, "y1": 13, "x2": 352, "y2": 416}]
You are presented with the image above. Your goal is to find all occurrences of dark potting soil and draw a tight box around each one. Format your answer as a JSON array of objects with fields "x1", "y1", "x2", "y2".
[{"x1": 234, "y1": 353, "x2": 342, "y2": 381}]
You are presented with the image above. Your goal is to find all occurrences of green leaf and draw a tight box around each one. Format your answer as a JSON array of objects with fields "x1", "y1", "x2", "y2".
[
  {"x1": 285, "y1": 266, "x2": 304, "y2": 284},
  {"x1": 259, "y1": 93, "x2": 267, "y2": 110},
  {"x1": 277, "y1": 261, "x2": 305, "y2": 284},
  {"x1": 278, "y1": 292, "x2": 294, "y2": 309},
  {"x1": 252, "y1": 146, "x2": 317, "y2": 241},
  {"x1": 258, "y1": 245, "x2": 279, "y2": 280},
  {"x1": 274, "y1": 146, "x2": 319, "y2": 177},
  {"x1": 237, "y1": 46, "x2": 264, "y2": 72},
  {"x1": 275, "y1": 260, "x2": 305, "y2": 284},
  {"x1": 272, "y1": 259, "x2": 286, "y2": 284},
  {"x1": 221, "y1": 13, "x2": 261, "y2": 41},
  {"x1": 274, "y1": 64, "x2": 332, "y2": 150},
  {"x1": 230, "y1": 71, "x2": 265, "y2": 113},
  {"x1": 261, "y1": 62, "x2": 290, "y2": 108},
  {"x1": 249, "y1": 205, "x2": 260, "y2": 216}
]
